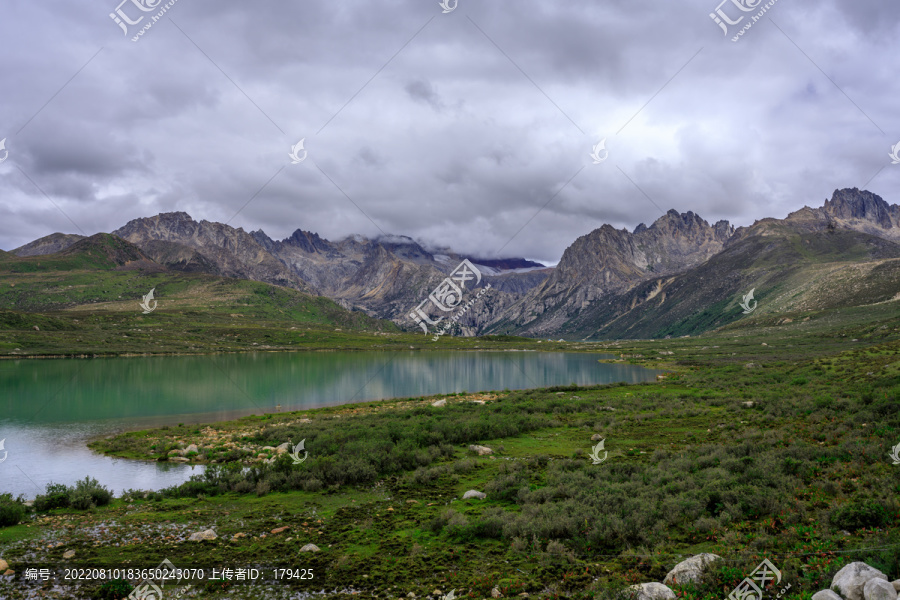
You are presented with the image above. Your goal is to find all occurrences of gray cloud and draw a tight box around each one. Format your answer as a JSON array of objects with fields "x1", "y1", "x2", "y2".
[
  {"x1": 405, "y1": 79, "x2": 443, "y2": 111},
  {"x1": 0, "y1": 0, "x2": 897, "y2": 263}
]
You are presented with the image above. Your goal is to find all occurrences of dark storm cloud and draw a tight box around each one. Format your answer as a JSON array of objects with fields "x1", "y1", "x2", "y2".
[
  {"x1": 0, "y1": 0, "x2": 897, "y2": 263},
  {"x1": 405, "y1": 79, "x2": 443, "y2": 111}
]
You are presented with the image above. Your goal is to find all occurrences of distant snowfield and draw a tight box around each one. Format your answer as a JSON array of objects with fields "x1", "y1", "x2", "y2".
[
  {"x1": 431, "y1": 254, "x2": 554, "y2": 274},
  {"x1": 473, "y1": 264, "x2": 553, "y2": 276}
]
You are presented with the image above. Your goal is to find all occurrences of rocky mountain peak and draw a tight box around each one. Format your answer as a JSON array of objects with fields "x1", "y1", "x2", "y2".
[
  {"x1": 159, "y1": 211, "x2": 194, "y2": 222},
  {"x1": 731, "y1": 188, "x2": 900, "y2": 245},
  {"x1": 116, "y1": 212, "x2": 202, "y2": 240},
  {"x1": 112, "y1": 213, "x2": 312, "y2": 293},
  {"x1": 713, "y1": 220, "x2": 734, "y2": 239},
  {"x1": 824, "y1": 188, "x2": 897, "y2": 229},
  {"x1": 283, "y1": 229, "x2": 330, "y2": 254},
  {"x1": 647, "y1": 209, "x2": 730, "y2": 241},
  {"x1": 496, "y1": 206, "x2": 736, "y2": 335}
]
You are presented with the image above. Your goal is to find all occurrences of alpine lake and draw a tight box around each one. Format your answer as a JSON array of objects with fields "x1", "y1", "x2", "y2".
[{"x1": 0, "y1": 350, "x2": 661, "y2": 499}]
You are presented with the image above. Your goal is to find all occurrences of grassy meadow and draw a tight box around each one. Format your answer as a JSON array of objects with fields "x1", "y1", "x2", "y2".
[{"x1": 0, "y1": 303, "x2": 898, "y2": 599}]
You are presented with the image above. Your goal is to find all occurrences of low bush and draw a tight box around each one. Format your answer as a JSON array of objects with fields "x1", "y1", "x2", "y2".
[
  {"x1": 74, "y1": 477, "x2": 112, "y2": 508},
  {"x1": 94, "y1": 578, "x2": 134, "y2": 599},
  {"x1": 0, "y1": 493, "x2": 25, "y2": 527},
  {"x1": 33, "y1": 479, "x2": 112, "y2": 512},
  {"x1": 830, "y1": 500, "x2": 888, "y2": 531},
  {"x1": 34, "y1": 483, "x2": 72, "y2": 511}
]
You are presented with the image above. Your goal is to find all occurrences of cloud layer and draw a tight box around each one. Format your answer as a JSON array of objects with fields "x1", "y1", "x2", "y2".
[{"x1": 0, "y1": 0, "x2": 898, "y2": 263}]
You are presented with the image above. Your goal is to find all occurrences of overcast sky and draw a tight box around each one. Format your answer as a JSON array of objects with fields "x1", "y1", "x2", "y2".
[{"x1": 0, "y1": 0, "x2": 897, "y2": 264}]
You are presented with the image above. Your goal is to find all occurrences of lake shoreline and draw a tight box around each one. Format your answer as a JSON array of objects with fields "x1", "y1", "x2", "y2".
[
  {"x1": 2, "y1": 350, "x2": 659, "y2": 500},
  {"x1": 3, "y1": 329, "x2": 898, "y2": 599},
  {"x1": 0, "y1": 344, "x2": 574, "y2": 360}
]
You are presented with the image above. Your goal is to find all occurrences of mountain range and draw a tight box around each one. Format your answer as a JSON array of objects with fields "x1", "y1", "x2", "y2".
[{"x1": 7, "y1": 188, "x2": 900, "y2": 339}]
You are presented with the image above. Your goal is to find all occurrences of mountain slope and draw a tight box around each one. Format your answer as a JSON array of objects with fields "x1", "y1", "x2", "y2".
[
  {"x1": 137, "y1": 239, "x2": 223, "y2": 274},
  {"x1": 489, "y1": 210, "x2": 734, "y2": 335},
  {"x1": 13, "y1": 232, "x2": 86, "y2": 257},
  {"x1": 0, "y1": 235, "x2": 394, "y2": 334},
  {"x1": 252, "y1": 229, "x2": 550, "y2": 321},
  {"x1": 6, "y1": 187, "x2": 898, "y2": 339},
  {"x1": 728, "y1": 188, "x2": 900, "y2": 245},
  {"x1": 566, "y1": 228, "x2": 900, "y2": 340},
  {"x1": 8, "y1": 214, "x2": 549, "y2": 327},
  {"x1": 488, "y1": 188, "x2": 900, "y2": 339},
  {"x1": 112, "y1": 213, "x2": 313, "y2": 293},
  {"x1": 3, "y1": 233, "x2": 155, "y2": 274}
]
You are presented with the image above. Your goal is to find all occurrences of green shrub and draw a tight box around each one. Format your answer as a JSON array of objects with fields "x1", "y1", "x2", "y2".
[
  {"x1": 73, "y1": 477, "x2": 112, "y2": 507},
  {"x1": 233, "y1": 480, "x2": 254, "y2": 494},
  {"x1": 34, "y1": 479, "x2": 112, "y2": 512},
  {"x1": 473, "y1": 507, "x2": 508, "y2": 539},
  {"x1": 69, "y1": 488, "x2": 95, "y2": 510},
  {"x1": 302, "y1": 478, "x2": 323, "y2": 492},
  {"x1": 444, "y1": 510, "x2": 470, "y2": 539},
  {"x1": 0, "y1": 493, "x2": 25, "y2": 527},
  {"x1": 34, "y1": 483, "x2": 71, "y2": 511},
  {"x1": 94, "y1": 578, "x2": 134, "y2": 599},
  {"x1": 428, "y1": 508, "x2": 468, "y2": 535},
  {"x1": 830, "y1": 500, "x2": 888, "y2": 531}
]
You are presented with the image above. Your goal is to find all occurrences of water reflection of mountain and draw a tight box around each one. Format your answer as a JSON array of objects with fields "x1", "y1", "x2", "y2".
[{"x1": 0, "y1": 352, "x2": 661, "y2": 424}]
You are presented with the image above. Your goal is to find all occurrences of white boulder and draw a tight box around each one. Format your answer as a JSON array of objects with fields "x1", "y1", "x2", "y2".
[
  {"x1": 663, "y1": 553, "x2": 722, "y2": 586},
  {"x1": 628, "y1": 583, "x2": 676, "y2": 600},
  {"x1": 812, "y1": 591, "x2": 843, "y2": 600},
  {"x1": 863, "y1": 579, "x2": 897, "y2": 600},
  {"x1": 188, "y1": 529, "x2": 217, "y2": 542},
  {"x1": 832, "y1": 562, "x2": 888, "y2": 600}
]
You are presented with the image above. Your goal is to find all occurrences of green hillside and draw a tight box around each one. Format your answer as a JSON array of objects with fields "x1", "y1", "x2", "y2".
[
  {"x1": 0, "y1": 234, "x2": 404, "y2": 356},
  {"x1": 566, "y1": 229, "x2": 900, "y2": 340}
]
